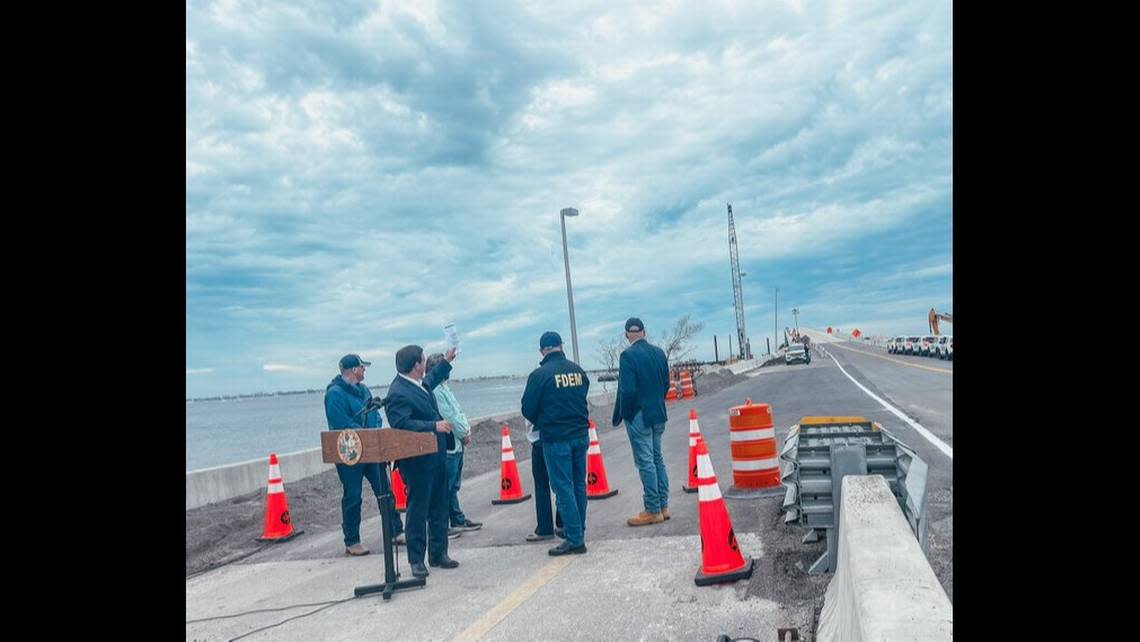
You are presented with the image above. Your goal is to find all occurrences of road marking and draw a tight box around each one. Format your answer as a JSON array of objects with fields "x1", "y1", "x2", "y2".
[
  {"x1": 819, "y1": 347, "x2": 953, "y2": 460},
  {"x1": 827, "y1": 343, "x2": 952, "y2": 375},
  {"x1": 452, "y1": 556, "x2": 578, "y2": 642}
]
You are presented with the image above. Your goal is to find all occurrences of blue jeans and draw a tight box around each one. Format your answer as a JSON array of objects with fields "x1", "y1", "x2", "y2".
[
  {"x1": 626, "y1": 411, "x2": 669, "y2": 514},
  {"x1": 445, "y1": 450, "x2": 467, "y2": 527},
  {"x1": 335, "y1": 462, "x2": 404, "y2": 547},
  {"x1": 531, "y1": 440, "x2": 563, "y2": 535},
  {"x1": 543, "y1": 435, "x2": 589, "y2": 547}
]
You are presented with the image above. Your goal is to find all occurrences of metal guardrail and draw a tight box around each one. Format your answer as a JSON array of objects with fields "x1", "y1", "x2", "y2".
[{"x1": 779, "y1": 417, "x2": 928, "y2": 574}]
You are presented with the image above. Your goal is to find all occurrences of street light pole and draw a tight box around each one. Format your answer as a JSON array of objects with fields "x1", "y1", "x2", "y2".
[
  {"x1": 774, "y1": 287, "x2": 779, "y2": 350},
  {"x1": 560, "y1": 207, "x2": 580, "y2": 364},
  {"x1": 739, "y1": 273, "x2": 748, "y2": 359},
  {"x1": 793, "y1": 308, "x2": 799, "y2": 332}
]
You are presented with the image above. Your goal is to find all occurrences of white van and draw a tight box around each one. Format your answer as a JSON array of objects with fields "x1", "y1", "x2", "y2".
[{"x1": 935, "y1": 335, "x2": 953, "y2": 360}]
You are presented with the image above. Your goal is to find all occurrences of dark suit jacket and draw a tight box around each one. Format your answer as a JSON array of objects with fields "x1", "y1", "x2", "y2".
[
  {"x1": 612, "y1": 338, "x2": 671, "y2": 427},
  {"x1": 385, "y1": 360, "x2": 455, "y2": 467}
]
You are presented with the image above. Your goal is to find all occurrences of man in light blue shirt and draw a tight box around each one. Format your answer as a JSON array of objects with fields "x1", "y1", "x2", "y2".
[{"x1": 426, "y1": 353, "x2": 483, "y2": 532}]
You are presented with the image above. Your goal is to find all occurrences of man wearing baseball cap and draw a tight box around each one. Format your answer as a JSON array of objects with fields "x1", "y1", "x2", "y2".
[
  {"x1": 324, "y1": 353, "x2": 404, "y2": 556},
  {"x1": 612, "y1": 318, "x2": 672, "y2": 526},
  {"x1": 520, "y1": 331, "x2": 591, "y2": 555}
]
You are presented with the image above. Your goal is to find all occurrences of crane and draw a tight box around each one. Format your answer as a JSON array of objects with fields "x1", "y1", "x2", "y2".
[
  {"x1": 928, "y1": 307, "x2": 953, "y2": 336},
  {"x1": 727, "y1": 203, "x2": 747, "y2": 360}
]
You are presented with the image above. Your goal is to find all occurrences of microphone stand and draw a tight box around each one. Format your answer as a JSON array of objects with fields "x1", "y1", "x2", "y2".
[
  {"x1": 352, "y1": 396, "x2": 425, "y2": 600},
  {"x1": 354, "y1": 460, "x2": 424, "y2": 600}
]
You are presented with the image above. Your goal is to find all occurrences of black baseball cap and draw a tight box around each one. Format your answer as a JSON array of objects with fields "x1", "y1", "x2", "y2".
[
  {"x1": 625, "y1": 317, "x2": 644, "y2": 332},
  {"x1": 339, "y1": 354, "x2": 371, "y2": 369},
  {"x1": 539, "y1": 331, "x2": 563, "y2": 349}
]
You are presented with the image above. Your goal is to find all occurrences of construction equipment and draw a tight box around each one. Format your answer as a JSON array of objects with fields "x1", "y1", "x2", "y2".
[
  {"x1": 727, "y1": 204, "x2": 748, "y2": 360},
  {"x1": 779, "y1": 416, "x2": 928, "y2": 574},
  {"x1": 928, "y1": 308, "x2": 953, "y2": 336}
]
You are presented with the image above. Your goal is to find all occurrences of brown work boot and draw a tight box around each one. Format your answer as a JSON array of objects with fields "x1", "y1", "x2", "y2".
[
  {"x1": 661, "y1": 507, "x2": 671, "y2": 521},
  {"x1": 626, "y1": 511, "x2": 665, "y2": 526}
]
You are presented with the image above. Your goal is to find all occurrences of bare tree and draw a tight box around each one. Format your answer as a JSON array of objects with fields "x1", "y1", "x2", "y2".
[
  {"x1": 596, "y1": 335, "x2": 624, "y2": 373},
  {"x1": 660, "y1": 314, "x2": 705, "y2": 363},
  {"x1": 596, "y1": 314, "x2": 705, "y2": 371}
]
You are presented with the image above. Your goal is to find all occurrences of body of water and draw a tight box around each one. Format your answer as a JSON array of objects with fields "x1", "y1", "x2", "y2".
[{"x1": 186, "y1": 376, "x2": 615, "y2": 471}]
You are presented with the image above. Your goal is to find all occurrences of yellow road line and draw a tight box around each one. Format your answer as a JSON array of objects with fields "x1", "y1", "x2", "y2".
[
  {"x1": 452, "y1": 556, "x2": 578, "y2": 642},
  {"x1": 827, "y1": 343, "x2": 952, "y2": 375}
]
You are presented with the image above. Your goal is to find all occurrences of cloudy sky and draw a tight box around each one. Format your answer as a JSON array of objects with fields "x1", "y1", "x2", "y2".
[{"x1": 186, "y1": 0, "x2": 952, "y2": 398}]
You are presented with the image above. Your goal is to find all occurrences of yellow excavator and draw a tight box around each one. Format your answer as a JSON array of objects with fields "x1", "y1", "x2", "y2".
[{"x1": 928, "y1": 307, "x2": 953, "y2": 336}]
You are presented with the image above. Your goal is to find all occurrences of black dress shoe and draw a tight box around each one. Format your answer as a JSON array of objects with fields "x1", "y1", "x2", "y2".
[
  {"x1": 548, "y1": 542, "x2": 587, "y2": 556},
  {"x1": 428, "y1": 555, "x2": 460, "y2": 569},
  {"x1": 410, "y1": 562, "x2": 429, "y2": 578}
]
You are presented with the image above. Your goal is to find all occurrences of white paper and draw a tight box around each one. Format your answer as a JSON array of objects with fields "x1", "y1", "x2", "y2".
[{"x1": 443, "y1": 323, "x2": 461, "y2": 354}]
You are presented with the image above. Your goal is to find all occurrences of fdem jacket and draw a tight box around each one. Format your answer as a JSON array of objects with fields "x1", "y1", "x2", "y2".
[{"x1": 520, "y1": 350, "x2": 590, "y2": 443}]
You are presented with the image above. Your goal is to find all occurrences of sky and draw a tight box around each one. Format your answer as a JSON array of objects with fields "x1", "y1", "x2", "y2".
[{"x1": 186, "y1": 0, "x2": 952, "y2": 399}]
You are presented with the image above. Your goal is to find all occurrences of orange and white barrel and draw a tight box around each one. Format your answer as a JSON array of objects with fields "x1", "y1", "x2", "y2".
[
  {"x1": 665, "y1": 371, "x2": 678, "y2": 401},
  {"x1": 680, "y1": 370, "x2": 695, "y2": 399},
  {"x1": 727, "y1": 399, "x2": 782, "y2": 497}
]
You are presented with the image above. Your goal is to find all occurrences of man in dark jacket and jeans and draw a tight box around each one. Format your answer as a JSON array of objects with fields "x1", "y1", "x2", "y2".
[
  {"x1": 612, "y1": 318, "x2": 672, "y2": 527},
  {"x1": 324, "y1": 353, "x2": 404, "y2": 556},
  {"x1": 521, "y1": 331, "x2": 591, "y2": 555}
]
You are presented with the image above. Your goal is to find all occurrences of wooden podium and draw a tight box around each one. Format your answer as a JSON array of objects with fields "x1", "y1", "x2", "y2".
[{"x1": 321, "y1": 428, "x2": 437, "y2": 600}]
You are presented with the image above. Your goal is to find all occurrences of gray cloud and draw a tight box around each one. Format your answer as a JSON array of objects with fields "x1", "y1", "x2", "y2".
[{"x1": 187, "y1": 0, "x2": 952, "y2": 396}]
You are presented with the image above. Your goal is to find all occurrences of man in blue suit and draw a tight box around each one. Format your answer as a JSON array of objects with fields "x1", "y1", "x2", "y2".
[
  {"x1": 611, "y1": 317, "x2": 672, "y2": 527},
  {"x1": 385, "y1": 344, "x2": 459, "y2": 580}
]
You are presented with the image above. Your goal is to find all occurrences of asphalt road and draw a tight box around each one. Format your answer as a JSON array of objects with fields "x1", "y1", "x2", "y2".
[{"x1": 187, "y1": 336, "x2": 952, "y2": 640}]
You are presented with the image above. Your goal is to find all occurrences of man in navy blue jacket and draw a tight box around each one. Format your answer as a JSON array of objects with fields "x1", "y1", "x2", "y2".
[
  {"x1": 611, "y1": 318, "x2": 672, "y2": 527},
  {"x1": 385, "y1": 344, "x2": 459, "y2": 579},
  {"x1": 324, "y1": 353, "x2": 404, "y2": 556},
  {"x1": 521, "y1": 331, "x2": 591, "y2": 556}
]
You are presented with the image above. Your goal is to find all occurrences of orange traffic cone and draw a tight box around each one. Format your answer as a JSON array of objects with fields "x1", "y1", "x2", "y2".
[
  {"x1": 257, "y1": 453, "x2": 303, "y2": 543},
  {"x1": 492, "y1": 424, "x2": 532, "y2": 505},
  {"x1": 693, "y1": 439, "x2": 754, "y2": 586},
  {"x1": 681, "y1": 409, "x2": 702, "y2": 493},
  {"x1": 392, "y1": 467, "x2": 408, "y2": 513},
  {"x1": 586, "y1": 419, "x2": 618, "y2": 499}
]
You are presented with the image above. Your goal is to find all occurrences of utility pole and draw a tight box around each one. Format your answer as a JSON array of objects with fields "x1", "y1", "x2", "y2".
[
  {"x1": 774, "y1": 287, "x2": 778, "y2": 350},
  {"x1": 559, "y1": 208, "x2": 580, "y2": 363},
  {"x1": 727, "y1": 204, "x2": 747, "y2": 360}
]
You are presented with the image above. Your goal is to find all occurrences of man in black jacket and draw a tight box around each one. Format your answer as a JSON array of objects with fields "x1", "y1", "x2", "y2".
[
  {"x1": 521, "y1": 331, "x2": 591, "y2": 555},
  {"x1": 385, "y1": 344, "x2": 459, "y2": 579},
  {"x1": 611, "y1": 317, "x2": 672, "y2": 527}
]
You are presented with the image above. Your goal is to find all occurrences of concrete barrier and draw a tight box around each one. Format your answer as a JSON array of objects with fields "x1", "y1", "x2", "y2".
[
  {"x1": 186, "y1": 390, "x2": 618, "y2": 511},
  {"x1": 817, "y1": 475, "x2": 952, "y2": 641},
  {"x1": 185, "y1": 447, "x2": 331, "y2": 510},
  {"x1": 722, "y1": 358, "x2": 762, "y2": 374}
]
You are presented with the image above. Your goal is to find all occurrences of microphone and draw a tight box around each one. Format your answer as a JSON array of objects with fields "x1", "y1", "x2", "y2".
[{"x1": 353, "y1": 396, "x2": 388, "y2": 420}]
